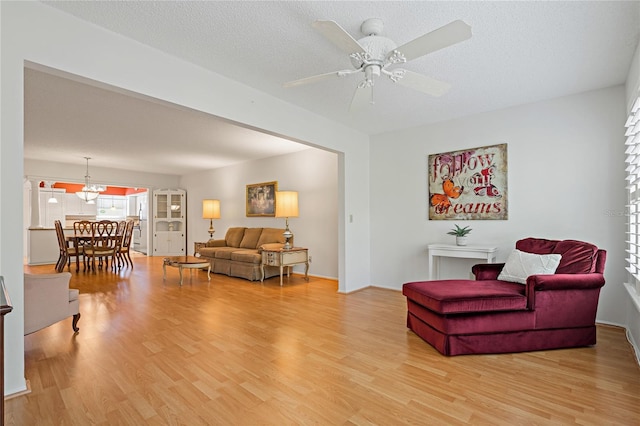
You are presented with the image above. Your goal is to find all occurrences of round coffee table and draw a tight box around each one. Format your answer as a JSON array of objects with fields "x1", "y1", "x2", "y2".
[{"x1": 163, "y1": 256, "x2": 211, "y2": 286}]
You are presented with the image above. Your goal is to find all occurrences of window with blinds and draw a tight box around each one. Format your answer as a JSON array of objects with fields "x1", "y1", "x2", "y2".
[{"x1": 625, "y1": 94, "x2": 640, "y2": 295}]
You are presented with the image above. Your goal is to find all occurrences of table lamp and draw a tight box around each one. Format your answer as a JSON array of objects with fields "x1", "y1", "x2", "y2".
[
  {"x1": 202, "y1": 199, "x2": 221, "y2": 239},
  {"x1": 275, "y1": 191, "x2": 298, "y2": 250}
]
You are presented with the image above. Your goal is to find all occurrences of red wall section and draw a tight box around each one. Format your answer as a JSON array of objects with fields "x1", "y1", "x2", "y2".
[{"x1": 44, "y1": 182, "x2": 147, "y2": 196}]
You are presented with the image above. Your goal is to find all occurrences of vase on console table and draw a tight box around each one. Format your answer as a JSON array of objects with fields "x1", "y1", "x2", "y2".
[{"x1": 456, "y1": 236, "x2": 468, "y2": 246}]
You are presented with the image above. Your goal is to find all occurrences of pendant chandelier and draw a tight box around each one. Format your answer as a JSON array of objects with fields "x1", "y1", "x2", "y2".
[{"x1": 75, "y1": 157, "x2": 105, "y2": 202}]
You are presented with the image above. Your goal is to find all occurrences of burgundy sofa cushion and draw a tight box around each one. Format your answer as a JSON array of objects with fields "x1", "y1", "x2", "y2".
[
  {"x1": 402, "y1": 280, "x2": 527, "y2": 314},
  {"x1": 515, "y1": 237, "x2": 598, "y2": 274}
]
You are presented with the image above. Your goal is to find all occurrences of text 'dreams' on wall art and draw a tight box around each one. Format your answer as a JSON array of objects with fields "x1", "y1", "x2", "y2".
[{"x1": 428, "y1": 143, "x2": 508, "y2": 220}]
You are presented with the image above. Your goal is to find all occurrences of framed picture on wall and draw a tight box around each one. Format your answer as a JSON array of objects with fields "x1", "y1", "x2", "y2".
[
  {"x1": 428, "y1": 143, "x2": 508, "y2": 220},
  {"x1": 246, "y1": 181, "x2": 278, "y2": 217}
]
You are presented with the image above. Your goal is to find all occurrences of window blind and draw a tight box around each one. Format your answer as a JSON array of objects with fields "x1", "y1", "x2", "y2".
[{"x1": 625, "y1": 94, "x2": 640, "y2": 294}]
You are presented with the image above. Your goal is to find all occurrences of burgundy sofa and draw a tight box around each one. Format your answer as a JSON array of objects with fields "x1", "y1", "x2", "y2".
[{"x1": 402, "y1": 238, "x2": 606, "y2": 356}]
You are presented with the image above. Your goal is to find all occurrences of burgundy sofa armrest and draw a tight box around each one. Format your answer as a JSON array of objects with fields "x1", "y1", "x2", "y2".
[
  {"x1": 524, "y1": 273, "x2": 605, "y2": 309},
  {"x1": 472, "y1": 263, "x2": 505, "y2": 280},
  {"x1": 526, "y1": 273, "x2": 605, "y2": 291}
]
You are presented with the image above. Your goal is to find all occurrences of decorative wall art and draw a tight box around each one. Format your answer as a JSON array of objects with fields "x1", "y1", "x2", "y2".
[
  {"x1": 246, "y1": 181, "x2": 278, "y2": 217},
  {"x1": 428, "y1": 143, "x2": 508, "y2": 220}
]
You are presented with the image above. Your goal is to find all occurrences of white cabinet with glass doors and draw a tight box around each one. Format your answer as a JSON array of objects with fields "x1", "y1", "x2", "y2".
[{"x1": 152, "y1": 189, "x2": 186, "y2": 256}]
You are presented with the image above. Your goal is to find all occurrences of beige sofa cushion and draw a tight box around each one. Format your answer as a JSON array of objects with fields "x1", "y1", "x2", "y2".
[
  {"x1": 225, "y1": 227, "x2": 246, "y2": 247},
  {"x1": 230, "y1": 250, "x2": 261, "y2": 264},
  {"x1": 198, "y1": 247, "x2": 220, "y2": 258},
  {"x1": 239, "y1": 228, "x2": 263, "y2": 249},
  {"x1": 257, "y1": 227, "x2": 286, "y2": 247},
  {"x1": 213, "y1": 247, "x2": 238, "y2": 260}
]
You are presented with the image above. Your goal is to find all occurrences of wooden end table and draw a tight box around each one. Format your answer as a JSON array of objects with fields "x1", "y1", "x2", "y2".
[
  {"x1": 193, "y1": 241, "x2": 206, "y2": 256},
  {"x1": 261, "y1": 247, "x2": 309, "y2": 286},
  {"x1": 163, "y1": 256, "x2": 211, "y2": 286}
]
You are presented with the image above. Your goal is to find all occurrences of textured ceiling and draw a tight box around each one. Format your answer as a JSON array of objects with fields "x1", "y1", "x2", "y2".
[{"x1": 27, "y1": 1, "x2": 640, "y2": 174}]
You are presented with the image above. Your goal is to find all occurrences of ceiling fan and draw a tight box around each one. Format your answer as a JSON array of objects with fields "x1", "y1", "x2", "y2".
[{"x1": 283, "y1": 18, "x2": 472, "y2": 111}]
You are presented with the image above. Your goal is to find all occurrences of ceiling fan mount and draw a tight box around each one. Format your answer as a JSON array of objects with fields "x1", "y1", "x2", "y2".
[{"x1": 284, "y1": 17, "x2": 472, "y2": 111}]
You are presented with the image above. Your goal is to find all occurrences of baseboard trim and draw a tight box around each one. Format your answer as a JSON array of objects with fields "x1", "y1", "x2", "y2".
[{"x1": 4, "y1": 379, "x2": 31, "y2": 400}]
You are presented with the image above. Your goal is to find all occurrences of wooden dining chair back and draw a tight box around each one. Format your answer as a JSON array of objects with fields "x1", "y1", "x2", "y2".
[
  {"x1": 85, "y1": 220, "x2": 122, "y2": 271},
  {"x1": 54, "y1": 220, "x2": 68, "y2": 272},
  {"x1": 118, "y1": 220, "x2": 135, "y2": 268},
  {"x1": 54, "y1": 220, "x2": 82, "y2": 273},
  {"x1": 73, "y1": 220, "x2": 92, "y2": 237},
  {"x1": 116, "y1": 220, "x2": 127, "y2": 238},
  {"x1": 72, "y1": 220, "x2": 92, "y2": 270}
]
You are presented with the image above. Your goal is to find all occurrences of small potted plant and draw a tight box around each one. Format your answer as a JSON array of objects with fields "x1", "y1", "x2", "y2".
[{"x1": 447, "y1": 224, "x2": 472, "y2": 246}]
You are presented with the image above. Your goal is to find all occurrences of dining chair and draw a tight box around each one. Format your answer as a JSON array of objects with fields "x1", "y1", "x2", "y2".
[
  {"x1": 84, "y1": 220, "x2": 122, "y2": 272},
  {"x1": 54, "y1": 220, "x2": 81, "y2": 273},
  {"x1": 118, "y1": 220, "x2": 135, "y2": 268},
  {"x1": 72, "y1": 220, "x2": 92, "y2": 271}
]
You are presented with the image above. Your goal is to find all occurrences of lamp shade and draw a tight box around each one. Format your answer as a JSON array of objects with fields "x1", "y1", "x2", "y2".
[
  {"x1": 202, "y1": 199, "x2": 221, "y2": 219},
  {"x1": 275, "y1": 191, "x2": 299, "y2": 218}
]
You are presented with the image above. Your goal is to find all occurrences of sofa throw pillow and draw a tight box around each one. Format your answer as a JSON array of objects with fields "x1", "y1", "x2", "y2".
[
  {"x1": 256, "y1": 228, "x2": 286, "y2": 247},
  {"x1": 225, "y1": 227, "x2": 246, "y2": 248},
  {"x1": 239, "y1": 228, "x2": 263, "y2": 249},
  {"x1": 497, "y1": 249, "x2": 562, "y2": 284}
]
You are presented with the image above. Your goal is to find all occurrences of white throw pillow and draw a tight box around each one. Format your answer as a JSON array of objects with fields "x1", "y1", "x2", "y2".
[{"x1": 497, "y1": 249, "x2": 562, "y2": 284}]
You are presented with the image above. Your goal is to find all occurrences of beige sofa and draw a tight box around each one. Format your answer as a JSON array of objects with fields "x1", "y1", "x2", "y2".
[{"x1": 196, "y1": 227, "x2": 287, "y2": 281}]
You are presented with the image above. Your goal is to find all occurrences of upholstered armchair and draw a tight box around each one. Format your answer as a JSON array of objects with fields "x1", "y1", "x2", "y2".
[{"x1": 24, "y1": 272, "x2": 80, "y2": 335}]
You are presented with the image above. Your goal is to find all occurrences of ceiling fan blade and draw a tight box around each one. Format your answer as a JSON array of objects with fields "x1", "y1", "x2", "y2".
[
  {"x1": 283, "y1": 71, "x2": 342, "y2": 88},
  {"x1": 393, "y1": 20, "x2": 472, "y2": 62},
  {"x1": 393, "y1": 70, "x2": 451, "y2": 97},
  {"x1": 350, "y1": 84, "x2": 373, "y2": 112},
  {"x1": 312, "y1": 20, "x2": 364, "y2": 54}
]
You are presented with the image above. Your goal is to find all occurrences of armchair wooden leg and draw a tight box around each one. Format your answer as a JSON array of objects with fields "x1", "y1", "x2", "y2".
[{"x1": 72, "y1": 313, "x2": 81, "y2": 332}]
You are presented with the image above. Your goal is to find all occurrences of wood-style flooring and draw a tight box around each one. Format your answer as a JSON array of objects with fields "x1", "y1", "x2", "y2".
[{"x1": 7, "y1": 256, "x2": 640, "y2": 425}]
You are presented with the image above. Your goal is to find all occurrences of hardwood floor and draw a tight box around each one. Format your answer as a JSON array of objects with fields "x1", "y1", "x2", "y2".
[{"x1": 8, "y1": 257, "x2": 640, "y2": 425}]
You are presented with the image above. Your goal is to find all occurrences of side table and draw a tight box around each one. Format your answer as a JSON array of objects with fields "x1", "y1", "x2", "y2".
[
  {"x1": 428, "y1": 244, "x2": 498, "y2": 280},
  {"x1": 261, "y1": 247, "x2": 309, "y2": 286},
  {"x1": 193, "y1": 241, "x2": 206, "y2": 256}
]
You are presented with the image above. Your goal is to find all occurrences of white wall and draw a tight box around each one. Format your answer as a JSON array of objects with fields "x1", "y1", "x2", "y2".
[
  {"x1": 181, "y1": 148, "x2": 339, "y2": 278},
  {"x1": 370, "y1": 86, "x2": 627, "y2": 326},
  {"x1": 626, "y1": 37, "x2": 640, "y2": 109},
  {"x1": 1, "y1": 1, "x2": 370, "y2": 396}
]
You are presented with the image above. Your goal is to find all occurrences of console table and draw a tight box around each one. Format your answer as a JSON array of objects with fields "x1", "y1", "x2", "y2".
[
  {"x1": 427, "y1": 244, "x2": 498, "y2": 280},
  {"x1": 261, "y1": 247, "x2": 309, "y2": 286}
]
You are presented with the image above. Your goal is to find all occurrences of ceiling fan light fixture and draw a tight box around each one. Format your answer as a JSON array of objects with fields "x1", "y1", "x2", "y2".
[{"x1": 284, "y1": 18, "x2": 472, "y2": 110}]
